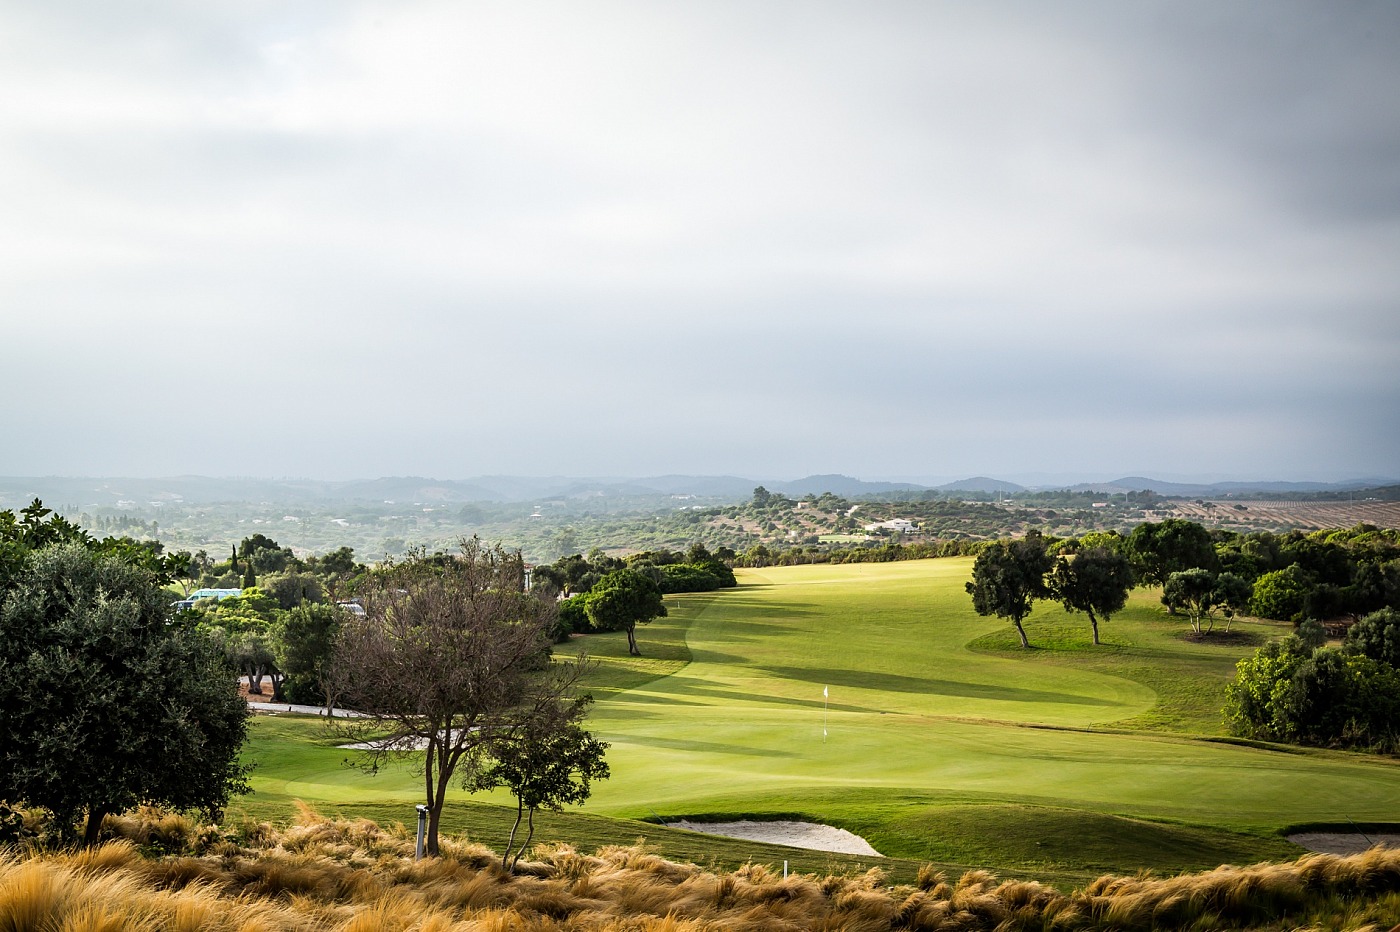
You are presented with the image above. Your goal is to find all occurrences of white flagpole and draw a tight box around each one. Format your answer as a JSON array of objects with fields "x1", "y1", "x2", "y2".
[{"x1": 823, "y1": 685, "x2": 828, "y2": 743}]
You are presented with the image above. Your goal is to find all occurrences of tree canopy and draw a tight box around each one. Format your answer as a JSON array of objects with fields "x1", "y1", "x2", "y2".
[
  {"x1": 1226, "y1": 635, "x2": 1400, "y2": 752},
  {"x1": 1050, "y1": 546, "x2": 1135, "y2": 645},
  {"x1": 0, "y1": 543, "x2": 249, "y2": 843},
  {"x1": 469, "y1": 696, "x2": 609, "y2": 871},
  {"x1": 1346, "y1": 607, "x2": 1400, "y2": 668},
  {"x1": 965, "y1": 532, "x2": 1053, "y2": 648},
  {"x1": 330, "y1": 540, "x2": 588, "y2": 856},
  {"x1": 1126, "y1": 519, "x2": 1218, "y2": 588},
  {"x1": 1161, "y1": 568, "x2": 1251, "y2": 635},
  {"x1": 584, "y1": 568, "x2": 668, "y2": 656}
]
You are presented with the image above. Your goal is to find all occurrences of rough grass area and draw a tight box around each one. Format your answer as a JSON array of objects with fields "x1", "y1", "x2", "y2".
[
  {"x1": 876, "y1": 805, "x2": 1301, "y2": 875},
  {"x1": 3, "y1": 809, "x2": 1400, "y2": 931}
]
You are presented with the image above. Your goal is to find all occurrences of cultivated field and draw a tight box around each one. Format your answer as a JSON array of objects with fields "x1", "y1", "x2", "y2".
[
  {"x1": 1158, "y1": 499, "x2": 1400, "y2": 532},
  {"x1": 237, "y1": 559, "x2": 1400, "y2": 881}
]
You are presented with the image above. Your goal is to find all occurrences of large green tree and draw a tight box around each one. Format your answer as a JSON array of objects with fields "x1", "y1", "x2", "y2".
[
  {"x1": 1126, "y1": 519, "x2": 1218, "y2": 588},
  {"x1": 585, "y1": 568, "x2": 667, "y2": 656},
  {"x1": 1250, "y1": 566, "x2": 1311, "y2": 621},
  {"x1": 278, "y1": 601, "x2": 345, "y2": 711},
  {"x1": 0, "y1": 544, "x2": 249, "y2": 843},
  {"x1": 1050, "y1": 546, "x2": 1135, "y2": 645},
  {"x1": 1161, "y1": 568, "x2": 1251, "y2": 635},
  {"x1": 1162, "y1": 568, "x2": 1217, "y2": 635},
  {"x1": 965, "y1": 532, "x2": 1054, "y2": 649}
]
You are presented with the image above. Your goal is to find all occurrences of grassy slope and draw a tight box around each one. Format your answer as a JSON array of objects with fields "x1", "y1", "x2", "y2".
[{"x1": 235, "y1": 558, "x2": 1400, "y2": 879}]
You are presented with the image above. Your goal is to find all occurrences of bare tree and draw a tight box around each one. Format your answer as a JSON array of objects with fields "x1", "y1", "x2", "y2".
[{"x1": 331, "y1": 539, "x2": 587, "y2": 856}]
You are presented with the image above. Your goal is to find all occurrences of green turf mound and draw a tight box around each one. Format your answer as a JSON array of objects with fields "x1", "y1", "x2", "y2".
[{"x1": 877, "y1": 804, "x2": 1303, "y2": 874}]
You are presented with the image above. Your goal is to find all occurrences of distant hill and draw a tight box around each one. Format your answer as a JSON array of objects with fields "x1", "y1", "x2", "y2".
[
  {"x1": 4, "y1": 473, "x2": 1395, "y2": 511},
  {"x1": 628, "y1": 475, "x2": 763, "y2": 498},
  {"x1": 1063, "y1": 476, "x2": 1400, "y2": 497},
  {"x1": 771, "y1": 474, "x2": 928, "y2": 498},
  {"x1": 936, "y1": 476, "x2": 1026, "y2": 494}
]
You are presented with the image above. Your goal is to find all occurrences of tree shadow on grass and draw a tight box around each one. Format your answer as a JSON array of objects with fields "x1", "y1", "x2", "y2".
[
  {"x1": 760, "y1": 665, "x2": 1121, "y2": 707},
  {"x1": 618, "y1": 734, "x2": 801, "y2": 758},
  {"x1": 685, "y1": 649, "x2": 749, "y2": 665},
  {"x1": 655, "y1": 680, "x2": 880, "y2": 713}
]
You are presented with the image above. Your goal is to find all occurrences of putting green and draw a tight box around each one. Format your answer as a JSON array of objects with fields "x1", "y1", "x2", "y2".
[{"x1": 239, "y1": 557, "x2": 1400, "y2": 873}]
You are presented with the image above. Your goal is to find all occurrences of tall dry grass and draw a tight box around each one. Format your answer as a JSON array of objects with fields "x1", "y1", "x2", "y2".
[{"x1": 1, "y1": 808, "x2": 1398, "y2": 931}]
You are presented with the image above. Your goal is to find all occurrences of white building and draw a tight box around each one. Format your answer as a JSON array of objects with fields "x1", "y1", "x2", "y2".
[{"x1": 863, "y1": 518, "x2": 918, "y2": 534}]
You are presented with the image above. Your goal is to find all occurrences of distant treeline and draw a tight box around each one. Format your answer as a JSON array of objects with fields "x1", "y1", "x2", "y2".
[
  {"x1": 531, "y1": 544, "x2": 737, "y2": 641},
  {"x1": 732, "y1": 539, "x2": 986, "y2": 567},
  {"x1": 731, "y1": 521, "x2": 1400, "y2": 623}
]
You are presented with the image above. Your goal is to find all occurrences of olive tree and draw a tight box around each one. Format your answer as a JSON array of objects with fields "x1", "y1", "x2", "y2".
[
  {"x1": 1050, "y1": 546, "x2": 1135, "y2": 645},
  {"x1": 1163, "y1": 568, "x2": 1250, "y2": 635},
  {"x1": 330, "y1": 540, "x2": 589, "y2": 856},
  {"x1": 1126, "y1": 519, "x2": 1218, "y2": 589},
  {"x1": 584, "y1": 568, "x2": 667, "y2": 656},
  {"x1": 965, "y1": 532, "x2": 1053, "y2": 649}
]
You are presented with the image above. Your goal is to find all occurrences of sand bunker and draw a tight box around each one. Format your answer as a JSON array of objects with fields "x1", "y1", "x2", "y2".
[
  {"x1": 670, "y1": 820, "x2": 882, "y2": 857},
  {"x1": 1288, "y1": 833, "x2": 1400, "y2": 856}
]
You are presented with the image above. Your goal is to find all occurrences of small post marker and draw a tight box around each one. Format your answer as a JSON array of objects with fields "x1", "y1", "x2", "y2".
[
  {"x1": 822, "y1": 685, "x2": 829, "y2": 743},
  {"x1": 415, "y1": 804, "x2": 429, "y2": 860}
]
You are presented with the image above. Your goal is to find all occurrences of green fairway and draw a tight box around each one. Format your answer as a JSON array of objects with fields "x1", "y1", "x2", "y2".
[{"x1": 237, "y1": 558, "x2": 1400, "y2": 877}]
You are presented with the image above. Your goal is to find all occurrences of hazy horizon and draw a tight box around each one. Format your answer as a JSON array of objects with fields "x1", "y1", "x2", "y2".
[
  {"x1": 3, "y1": 2, "x2": 1397, "y2": 481},
  {"x1": 2, "y1": 468, "x2": 1394, "y2": 489}
]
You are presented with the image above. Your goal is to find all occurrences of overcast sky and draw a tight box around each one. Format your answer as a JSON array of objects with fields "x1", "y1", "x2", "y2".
[{"x1": 2, "y1": 1, "x2": 1397, "y2": 484}]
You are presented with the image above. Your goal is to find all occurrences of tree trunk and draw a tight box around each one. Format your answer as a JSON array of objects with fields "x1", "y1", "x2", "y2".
[
  {"x1": 503, "y1": 800, "x2": 524, "y2": 871},
  {"x1": 425, "y1": 738, "x2": 454, "y2": 857},
  {"x1": 424, "y1": 745, "x2": 439, "y2": 857},
  {"x1": 426, "y1": 805, "x2": 442, "y2": 857},
  {"x1": 626, "y1": 623, "x2": 641, "y2": 656},
  {"x1": 1089, "y1": 610, "x2": 1100, "y2": 646},
  {"x1": 1013, "y1": 619, "x2": 1030, "y2": 649},
  {"x1": 83, "y1": 806, "x2": 108, "y2": 846},
  {"x1": 516, "y1": 808, "x2": 536, "y2": 871}
]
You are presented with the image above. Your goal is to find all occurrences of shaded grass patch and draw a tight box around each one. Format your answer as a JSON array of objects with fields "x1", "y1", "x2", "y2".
[{"x1": 878, "y1": 804, "x2": 1303, "y2": 875}]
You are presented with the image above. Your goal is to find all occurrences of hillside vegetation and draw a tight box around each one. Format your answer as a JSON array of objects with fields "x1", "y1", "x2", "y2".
[{"x1": 34, "y1": 481, "x2": 1400, "y2": 564}]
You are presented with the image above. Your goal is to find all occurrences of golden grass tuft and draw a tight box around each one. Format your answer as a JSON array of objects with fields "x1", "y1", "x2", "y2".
[{"x1": 3, "y1": 808, "x2": 1400, "y2": 930}]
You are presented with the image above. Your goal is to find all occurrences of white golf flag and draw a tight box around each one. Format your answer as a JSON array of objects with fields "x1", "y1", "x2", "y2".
[{"x1": 823, "y1": 686, "x2": 828, "y2": 698}]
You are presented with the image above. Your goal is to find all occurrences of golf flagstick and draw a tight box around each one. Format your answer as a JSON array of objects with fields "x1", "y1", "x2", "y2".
[{"x1": 823, "y1": 685, "x2": 828, "y2": 742}]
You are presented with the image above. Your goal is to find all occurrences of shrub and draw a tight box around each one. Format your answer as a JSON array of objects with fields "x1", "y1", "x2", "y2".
[
  {"x1": 557, "y1": 596, "x2": 590, "y2": 637},
  {"x1": 1250, "y1": 566, "x2": 1311, "y2": 621},
  {"x1": 1226, "y1": 638, "x2": 1400, "y2": 751},
  {"x1": 1346, "y1": 607, "x2": 1400, "y2": 668}
]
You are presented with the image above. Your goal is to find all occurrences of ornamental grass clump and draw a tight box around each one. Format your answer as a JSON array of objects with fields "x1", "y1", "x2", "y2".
[{"x1": 3, "y1": 808, "x2": 1400, "y2": 930}]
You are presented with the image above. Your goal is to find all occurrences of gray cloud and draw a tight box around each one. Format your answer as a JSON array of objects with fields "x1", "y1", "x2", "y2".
[{"x1": 1, "y1": 1, "x2": 1397, "y2": 482}]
